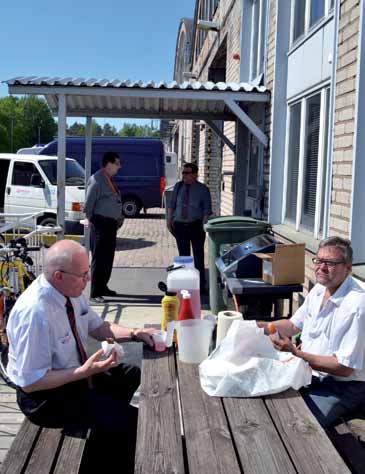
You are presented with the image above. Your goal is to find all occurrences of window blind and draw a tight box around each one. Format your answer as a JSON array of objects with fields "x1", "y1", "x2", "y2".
[
  {"x1": 301, "y1": 93, "x2": 321, "y2": 231},
  {"x1": 285, "y1": 102, "x2": 301, "y2": 223}
]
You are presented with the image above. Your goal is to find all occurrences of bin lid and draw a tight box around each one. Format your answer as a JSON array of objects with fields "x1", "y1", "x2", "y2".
[{"x1": 205, "y1": 215, "x2": 270, "y2": 231}]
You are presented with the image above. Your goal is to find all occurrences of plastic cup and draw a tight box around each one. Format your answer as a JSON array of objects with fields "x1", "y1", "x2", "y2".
[{"x1": 152, "y1": 331, "x2": 167, "y2": 352}]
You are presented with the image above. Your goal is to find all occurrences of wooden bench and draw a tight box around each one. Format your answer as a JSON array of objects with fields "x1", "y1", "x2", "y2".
[
  {"x1": 329, "y1": 414, "x2": 365, "y2": 474},
  {"x1": 0, "y1": 418, "x2": 88, "y2": 474}
]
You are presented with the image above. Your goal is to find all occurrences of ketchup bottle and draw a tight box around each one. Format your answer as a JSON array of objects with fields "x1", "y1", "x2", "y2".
[{"x1": 178, "y1": 290, "x2": 195, "y2": 321}]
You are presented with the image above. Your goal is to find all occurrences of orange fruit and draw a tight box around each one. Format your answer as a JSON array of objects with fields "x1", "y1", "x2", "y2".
[{"x1": 267, "y1": 323, "x2": 277, "y2": 335}]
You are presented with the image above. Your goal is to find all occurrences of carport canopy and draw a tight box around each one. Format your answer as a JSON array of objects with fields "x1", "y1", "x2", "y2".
[{"x1": 5, "y1": 76, "x2": 269, "y2": 236}]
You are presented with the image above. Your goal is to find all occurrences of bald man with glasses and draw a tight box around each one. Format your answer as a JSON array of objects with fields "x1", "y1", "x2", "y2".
[
  {"x1": 258, "y1": 236, "x2": 365, "y2": 430},
  {"x1": 6, "y1": 239, "x2": 158, "y2": 469}
]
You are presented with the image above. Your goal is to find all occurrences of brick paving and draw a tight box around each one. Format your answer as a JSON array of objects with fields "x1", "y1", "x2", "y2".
[{"x1": 113, "y1": 208, "x2": 208, "y2": 268}]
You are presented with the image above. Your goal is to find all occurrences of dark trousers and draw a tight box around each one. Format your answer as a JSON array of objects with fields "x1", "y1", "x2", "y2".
[
  {"x1": 300, "y1": 376, "x2": 365, "y2": 429},
  {"x1": 90, "y1": 214, "x2": 118, "y2": 297},
  {"x1": 17, "y1": 364, "x2": 140, "y2": 472},
  {"x1": 173, "y1": 220, "x2": 206, "y2": 287}
]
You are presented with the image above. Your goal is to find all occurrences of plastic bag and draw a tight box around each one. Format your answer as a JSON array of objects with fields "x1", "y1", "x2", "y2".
[{"x1": 199, "y1": 320, "x2": 312, "y2": 397}]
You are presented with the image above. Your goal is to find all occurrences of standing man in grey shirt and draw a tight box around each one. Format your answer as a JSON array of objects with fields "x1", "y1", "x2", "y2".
[
  {"x1": 84, "y1": 151, "x2": 123, "y2": 303},
  {"x1": 167, "y1": 162, "x2": 212, "y2": 293}
]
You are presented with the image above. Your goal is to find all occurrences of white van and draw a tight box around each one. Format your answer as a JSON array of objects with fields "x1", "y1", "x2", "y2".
[{"x1": 0, "y1": 153, "x2": 85, "y2": 234}]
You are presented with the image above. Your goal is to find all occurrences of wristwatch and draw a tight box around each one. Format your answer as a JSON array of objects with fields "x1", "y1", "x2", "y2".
[{"x1": 130, "y1": 328, "x2": 139, "y2": 342}]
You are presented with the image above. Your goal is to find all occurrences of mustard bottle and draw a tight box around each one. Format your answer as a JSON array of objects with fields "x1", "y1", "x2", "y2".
[{"x1": 161, "y1": 290, "x2": 179, "y2": 331}]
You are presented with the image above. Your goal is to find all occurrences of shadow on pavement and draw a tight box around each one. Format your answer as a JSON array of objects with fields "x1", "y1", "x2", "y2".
[
  {"x1": 136, "y1": 211, "x2": 165, "y2": 219},
  {"x1": 116, "y1": 237, "x2": 155, "y2": 251}
]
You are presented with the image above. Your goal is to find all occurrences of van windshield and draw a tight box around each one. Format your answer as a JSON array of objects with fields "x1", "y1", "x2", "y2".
[{"x1": 39, "y1": 159, "x2": 85, "y2": 186}]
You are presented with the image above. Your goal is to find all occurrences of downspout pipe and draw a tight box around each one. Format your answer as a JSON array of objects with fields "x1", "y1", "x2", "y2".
[{"x1": 323, "y1": 0, "x2": 340, "y2": 238}]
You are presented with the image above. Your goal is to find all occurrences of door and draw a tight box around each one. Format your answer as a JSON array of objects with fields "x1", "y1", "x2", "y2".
[
  {"x1": 245, "y1": 134, "x2": 264, "y2": 218},
  {"x1": 5, "y1": 160, "x2": 51, "y2": 215}
]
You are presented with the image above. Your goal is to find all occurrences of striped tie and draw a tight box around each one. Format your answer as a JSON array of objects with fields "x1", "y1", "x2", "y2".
[{"x1": 65, "y1": 297, "x2": 88, "y2": 364}]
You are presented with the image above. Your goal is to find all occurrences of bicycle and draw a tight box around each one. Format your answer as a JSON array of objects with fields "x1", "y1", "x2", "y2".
[{"x1": 0, "y1": 238, "x2": 40, "y2": 384}]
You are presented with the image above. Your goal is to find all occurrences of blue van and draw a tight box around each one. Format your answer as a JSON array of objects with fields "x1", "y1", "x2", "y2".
[{"x1": 39, "y1": 137, "x2": 165, "y2": 217}]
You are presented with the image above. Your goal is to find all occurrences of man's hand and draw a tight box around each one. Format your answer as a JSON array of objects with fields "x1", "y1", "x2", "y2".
[
  {"x1": 270, "y1": 335, "x2": 297, "y2": 354},
  {"x1": 78, "y1": 349, "x2": 117, "y2": 377},
  {"x1": 132, "y1": 327, "x2": 155, "y2": 348}
]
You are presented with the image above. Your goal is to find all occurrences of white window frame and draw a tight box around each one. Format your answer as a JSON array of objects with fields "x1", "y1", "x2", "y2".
[
  {"x1": 249, "y1": 0, "x2": 268, "y2": 82},
  {"x1": 290, "y1": 0, "x2": 333, "y2": 46},
  {"x1": 282, "y1": 87, "x2": 330, "y2": 238}
]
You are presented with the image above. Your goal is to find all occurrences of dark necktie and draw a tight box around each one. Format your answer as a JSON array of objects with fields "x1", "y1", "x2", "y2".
[
  {"x1": 181, "y1": 184, "x2": 190, "y2": 220},
  {"x1": 65, "y1": 297, "x2": 88, "y2": 364}
]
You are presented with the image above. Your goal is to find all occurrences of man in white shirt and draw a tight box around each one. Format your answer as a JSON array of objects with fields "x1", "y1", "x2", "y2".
[
  {"x1": 259, "y1": 236, "x2": 365, "y2": 429},
  {"x1": 7, "y1": 239, "x2": 157, "y2": 469}
]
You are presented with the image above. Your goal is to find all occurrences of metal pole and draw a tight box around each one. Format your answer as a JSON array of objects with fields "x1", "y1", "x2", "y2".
[
  {"x1": 10, "y1": 116, "x2": 14, "y2": 152},
  {"x1": 84, "y1": 116, "x2": 92, "y2": 250},
  {"x1": 57, "y1": 94, "x2": 66, "y2": 239}
]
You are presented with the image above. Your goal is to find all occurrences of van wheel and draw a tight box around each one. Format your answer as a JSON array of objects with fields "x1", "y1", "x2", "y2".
[
  {"x1": 39, "y1": 217, "x2": 57, "y2": 227},
  {"x1": 122, "y1": 199, "x2": 141, "y2": 218}
]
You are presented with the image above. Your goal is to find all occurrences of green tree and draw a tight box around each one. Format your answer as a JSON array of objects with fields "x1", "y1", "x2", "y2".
[
  {"x1": 0, "y1": 95, "x2": 57, "y2": 152},
  {"x1": 102, "y1": 123, "x2": 117, "y2": 136},
  {"x1": 67, "y1": 121, "x2": 85, "y2": 136},
  {"x1": 66, "y1": 120, "x2": 103, "y2": 137},
  {"x1": 118, "y1": 123, "x2": 160, "y2": 138}
]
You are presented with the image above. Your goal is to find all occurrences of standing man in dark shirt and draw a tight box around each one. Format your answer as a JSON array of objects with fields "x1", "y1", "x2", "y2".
[
  {"x1": 167, "y1": 162, "x2": 212, "y2": 293},
  {"x1": 84, "y1": 152, "x2": 123, "y2": 303}
]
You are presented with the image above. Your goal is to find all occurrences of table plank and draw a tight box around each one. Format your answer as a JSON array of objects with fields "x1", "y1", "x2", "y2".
[
  {"x1": 223, "y1": 397, "x2": 296, "y2": 474},
  {"x1": 265, "y1": 389, "x2": 351, "y2": 474},
  {"x1": 177, "y1": 361, "x2": 241, "y2": 474},
  {"x1": 135, "y1": 346, "x2": 185, "y2": 474}
]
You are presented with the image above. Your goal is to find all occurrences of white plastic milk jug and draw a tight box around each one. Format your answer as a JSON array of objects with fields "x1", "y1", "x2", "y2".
[
  {"x1": 167, "y1": 256, "x2": 201, "y2": 318},
  {"x1": 166, "y1": 316, "x2": 216, "y2": 364}
]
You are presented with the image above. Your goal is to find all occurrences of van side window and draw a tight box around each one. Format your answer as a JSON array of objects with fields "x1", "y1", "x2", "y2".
[{"x1": 12, "y1": 162, "x2": 42, "y2": 186}]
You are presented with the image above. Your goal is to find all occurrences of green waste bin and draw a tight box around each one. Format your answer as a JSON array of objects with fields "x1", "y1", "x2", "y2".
[{"x1": 204, "y1": 216, "x2": 271, "y2": 314}]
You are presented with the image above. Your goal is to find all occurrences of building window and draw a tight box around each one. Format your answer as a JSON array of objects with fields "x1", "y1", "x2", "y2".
[
  {"x1": 310, "y1": 0, "x2": 325, "y2": 28},
  {"x1": 293, "y1": 0, "x2": 306, "y2": 43},
  {"x1": 284, "y1": 88, "x2": 330, "y2": 236},
  {"x1": 249, "y1": 0, "x2": 268, "y2": 81},
  {"x1": 285, "y1": 102, "x2": 301, "y2": 223},
  {"x1": 195, "y1": 0, "x2": 220, "y2": 60},
  {"x1": 291, "y1": 0, "x2": 333, "y2": 46}
]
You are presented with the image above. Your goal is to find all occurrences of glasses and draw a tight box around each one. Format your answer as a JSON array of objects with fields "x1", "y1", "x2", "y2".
[
  {"x1": 182, "y1": 171, "x2": 192, "y2": 175},
  {"x1": 312, "y1": 258, "x2": 346, "y2": 268},
  {"x1": 59, "y1": 269, "x2": 90, "y2": 280}
]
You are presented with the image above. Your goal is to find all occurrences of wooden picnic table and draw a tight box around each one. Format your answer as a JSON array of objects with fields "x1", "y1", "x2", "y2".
[{"x1": 135, "y1": 345, "x2": 351, "y2": 474}]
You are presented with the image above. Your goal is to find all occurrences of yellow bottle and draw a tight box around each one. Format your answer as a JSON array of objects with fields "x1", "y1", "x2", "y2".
[{"x1": 161, "y1": 291, "x2": 179, "y2": 331}]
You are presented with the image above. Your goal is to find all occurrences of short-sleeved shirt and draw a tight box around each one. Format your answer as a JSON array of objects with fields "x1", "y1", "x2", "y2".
[
  {"x1": 169, "y1": 180, "x2": 212, "y2": 223},
  {"x1": 7, "y1": 274, "x2": 103, "y2": 388},
  {"x1": 291, "y1": 275, "x2": 365, "y2": 381}
]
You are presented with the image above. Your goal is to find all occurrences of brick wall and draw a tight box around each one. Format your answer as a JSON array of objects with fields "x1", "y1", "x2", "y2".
[{"x1": 329, "y1": 0, "x2": 360, "y2": 236}]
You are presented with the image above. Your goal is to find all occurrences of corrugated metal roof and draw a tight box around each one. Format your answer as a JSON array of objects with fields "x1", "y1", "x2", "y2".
[
  {"x1": 4, "y1": 76, "x2": 269, "y2": 124},
  {"x1": 5, "y1": 76, "x2": 267, "y2": 93}
]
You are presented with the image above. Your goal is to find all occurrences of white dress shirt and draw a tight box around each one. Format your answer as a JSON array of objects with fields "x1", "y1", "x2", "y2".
[
  {"x1": 7, "y1": 274, "x2": 103, "y2": 387},
  {"x1": 291, "y1": 275, "x2": 365, "y2": 381}
]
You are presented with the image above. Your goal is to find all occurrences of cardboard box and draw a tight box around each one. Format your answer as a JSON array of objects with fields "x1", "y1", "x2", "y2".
[{"x1": 253, "y1": 243, "x2": 305, "y2": 285}]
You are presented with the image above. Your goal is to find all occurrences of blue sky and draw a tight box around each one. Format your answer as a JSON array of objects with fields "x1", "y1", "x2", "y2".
[{"x1": 0, "y1": 0, "x2": 196, "y2": 128}]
